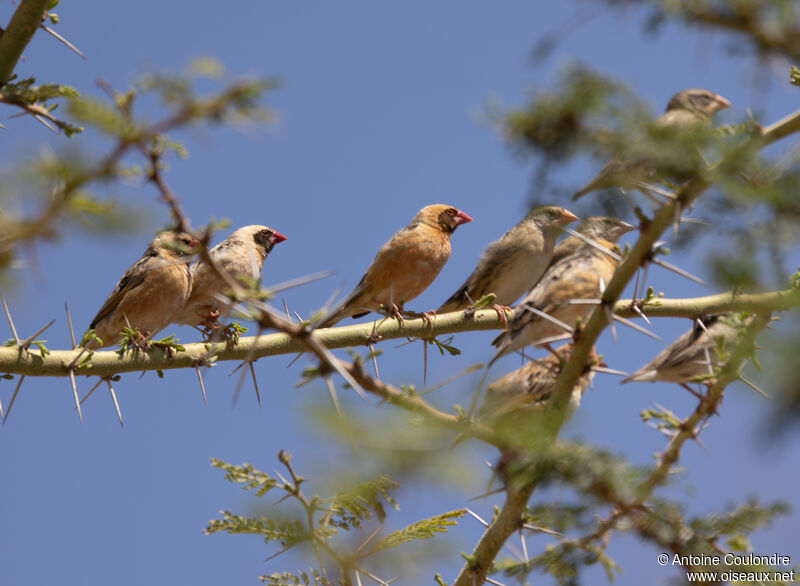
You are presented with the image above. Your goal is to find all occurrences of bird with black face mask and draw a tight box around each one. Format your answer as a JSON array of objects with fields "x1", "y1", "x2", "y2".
[
  {"x1": 317, "y1": 204, "x2": 473, "y2": 328},
  {"x1": 175, "y1": 225, "x2": 287, "y2": 327}
]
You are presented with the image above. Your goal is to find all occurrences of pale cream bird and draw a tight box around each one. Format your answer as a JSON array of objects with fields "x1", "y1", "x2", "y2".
[{"x1": 175, "y1": 225, "x2": 287, "y2": 327}]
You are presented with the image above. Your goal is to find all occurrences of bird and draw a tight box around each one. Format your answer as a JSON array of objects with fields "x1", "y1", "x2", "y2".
[
  {"x1": 489, "y1": 216, "x2": 635, "y2": 367},
  {"x1": 481, "y1": 343, "x2": 595, "y2": 427},
  {"x1": 174, "y1": 225, "x2": 287, "y2": 327},
  {"x1": 572, "y1": 88, "x2": 731, "y2": 200},
  {"x1": 437, "y1": 205, "x2": 578, "y2": 315},
  {"x1": 317, "y1": 204, "x2": 473, "y2": 328},
  {"x1": 622, "y1": 313, "x2": 752, "y2": 387},
  {"x1": 85, "y1": 231, "x2": 199, "y2": 349}
]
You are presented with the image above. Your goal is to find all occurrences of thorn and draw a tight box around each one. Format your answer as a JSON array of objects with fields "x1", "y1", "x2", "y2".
[
  {"x1": 651, "y1": 257, "x2": 707, "y2": 286},
  {"x1": 632, "y1": 269, "x2": 641, "y2": 303},
  {"x1": 592, "y1": 365, "x2": 629, "y2": 377},
  {"x1": 603, "y1": 304, "x2": 617, "y2": 344},
  {"x1": 104, "y1": 378, "x2": 124, "y2": 428},
  {"x1": 69, "y1": 369, "x2": 83, "y2": 422},
  {"x1": 368, "y1": 343, "x2": 380, "y2": 380},
  {"x1": 231, "y1": 361, "x2": 248, "y2": 407},
  {"x1": 281, "y1": 298, "x2": 292, "y2": 322},
  {"x1": 563, "y1": 228, "x2": 621, "y2": 261},
  {"x1": 565, "y1": 299, "x2": 601, "y2": 305},
  {"x1": 355, "y1": 571, "x2": 363, "y2": 586},
  {"x1": 673, "y1": 201, "x2": 681, "y2": 238},
  {"x1": 485, "y1": 576, "x2": 509, "y2": 586},
  {"x1": 325, "y1": 376, "x2": 356, "y2": 451},
  {"x1": 2, "y1": 375, "x2": 24, "y2": 423},
  {"x1": 423, "y1": 338, "x2": 428, "y2": 385},
  {"x1": 520, "y1": 530, "x2": 529, "y2": 564},
  {"x1": 19, "y1": 318, "x2": 56, "y2": 350},
  {"x1": 611, "y1": 314, "x2": 663, "y2": 341},
  {"x1": 65, "y1": 303, "x2": 77, "y2": 349},
  {"x1": 419, "y1": 363, "x2": 483, "y2": 397},
  {"x1": 268, "y1": 270, "x2": 337, "y2": 294},
  {"x1": 248, "y1": 362, "x2": 262, "y2": 408},
  {"x1": 464, "y1": 507, "x2": 490, "y2": 528},
  {"x1": 631, "y1": 303, "x2": 652, "y2": 326},
  {"x1": 79, "y1": 377, "x2": 104, "y2": 405},
  {"x1": 521, "y1": 305, "x2": 573, "y2": 333},
  {"x1": 195, "y1": 366, "x2": 208, "y2": 406},
  {"x1": 738, "y1": 373, "x2": 769, "y2": 398},
  {"x1": 40, "y1": 24, "x2": 87, "y2": 59},
  {"x1": 34, "y1": 114, "x2": 59, "y2": 134},
  {"x1": 1, "y1": 293, "x2": 20, "y2": 344},
  {"x1": 521, "y1": 523, "x2": 565, "y2": 538},
  {"x1": 465, "y1": 366, "x2": 491, "y2": 419}
]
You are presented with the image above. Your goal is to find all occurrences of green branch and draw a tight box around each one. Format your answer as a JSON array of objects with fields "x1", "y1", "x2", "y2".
[
  {"x1": 2, "y1": 289, "x2": 799, "y2": 378},
  {"x1": 0, "y1": 0, "x2": 50, "y2": 85}
]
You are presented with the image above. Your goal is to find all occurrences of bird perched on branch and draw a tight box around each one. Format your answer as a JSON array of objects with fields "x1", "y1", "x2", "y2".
[
  {"x1": 85, "y1": 231, "x2": 199, "y2": 349},
  {"x1": 174, "y1": 225, "x2": 287, "y2": 327},
  {"x1": 317, "y1": 204, "x2": 473, "y2": 328},
  {"x1": 489, "y1": 216, "x2": 634, "y2": 367},
  {"x1": 622, "y1": 313, "x2": 753, "y2": 387},
  {"x1": 481, "y1": 343, "x2": 595, "y2": 426},
  {"x1": 572, "y1": 88, "x2": 731, "y2": 200},
  {"x1": 437, "y1": 205, "x2": 578, "y2": 316}
]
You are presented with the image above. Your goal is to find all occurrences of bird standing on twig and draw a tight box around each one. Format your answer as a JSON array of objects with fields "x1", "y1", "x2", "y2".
[
  {"x1": 175, "y1": 224, "x2": 287, "y2": 327},
  {"x1": 437, "y1": 205, "x2": 578, "y2": 316},
  {"x1": 489, "y1": 216, "x2": 635, "y2": 366},
  {"x1": 572, "y1": 88, "x2": 731, "y2": 201},
  {"x1": 622, "y1": 313, "x2": 753, "y2": 386},
  {"x1": 85, "y1": 231, "x2": 198, "y2": 348},
  {"x1": 317, "y1": 204, "x2": 473, "y2": 328}
]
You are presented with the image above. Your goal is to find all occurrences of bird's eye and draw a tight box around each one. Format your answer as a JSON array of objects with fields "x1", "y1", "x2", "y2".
[
  {"x1": 261, "y1": 229, "x2": 272, "y2": 237},
  {"x1": 446, "y1": 208, "x2": 456, "y2": 216}
]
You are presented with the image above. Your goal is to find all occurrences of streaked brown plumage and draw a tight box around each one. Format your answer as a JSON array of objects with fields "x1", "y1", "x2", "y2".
[
  {"x1": 437, "y1": 206, "x2": 577, "y2": 313},
  {"x1": 318, "y1": 204, "x2": 473, "y2": 328},
  {"x1": 481, "y1": 343, "x2": 594, "y2": 425},
  {"x1": 622, "y1": 313, "x2": 751, "y2": 385},
  {"x1": 86, "y1": 231, "x2": 198, "y2": 349},
  {"x1": 175, "y1": 225, "x2": 287, "y2": 326},
  {"x1": 489, "y1": 217, "x2": 634, "y2": 366},
  {"x1": 572, "y1": 88, "x2": 731, "y2": 200}
]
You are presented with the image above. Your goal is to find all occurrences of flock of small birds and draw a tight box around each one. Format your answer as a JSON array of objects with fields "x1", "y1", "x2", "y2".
[{"x1": 82, "y1": 88, "x2": 748, "y2": 420}]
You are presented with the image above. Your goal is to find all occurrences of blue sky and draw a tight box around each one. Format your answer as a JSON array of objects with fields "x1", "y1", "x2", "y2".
[{"x1": 1, "y1": 2, "x2": 798, "y2": 585}]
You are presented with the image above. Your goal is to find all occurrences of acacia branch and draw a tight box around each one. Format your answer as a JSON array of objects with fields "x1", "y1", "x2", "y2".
[
  {"x1": 0, "y1": 0, "x2": 49, "y2": 86},
  {"x1": 450, "y1": 106, "x2": 800, "y2": 586},
  {"x1": 2, "y1": 288, "x2": 799, "y2": 377}
]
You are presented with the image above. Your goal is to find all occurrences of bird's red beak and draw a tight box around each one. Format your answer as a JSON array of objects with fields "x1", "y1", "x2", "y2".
[
  {"x1": 454, "y1": 211, "x2": 473, "y2": 225},
  {"x1": 270, "y1": 231, "x2": 288, "y2": 244},
  {"x1": 713, "y1": 94, "x2": 732, "y2": 111}
]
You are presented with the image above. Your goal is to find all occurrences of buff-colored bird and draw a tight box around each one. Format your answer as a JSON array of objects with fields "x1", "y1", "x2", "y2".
[
  {"x1": 437, "y1": 205, "x2": 577, "y2": 314},
  {"x1": 85, "y1": 231, "x2": 198, "y2": 349},
  {"x1": 175, "y1": 225, "x2": 287, "y2": 326},
  {"x1": 318, "y1": 204, "x2": 472, "y2": 328},
  {"x1": 489, "y1": 217, "x2": 634, "y2": 366},
  {"x1": 622, "y1": 313, "x2": 752, "y2": 386},
  {"x1": 572, "y1": 88, "x2": 731, "y2": 200},
  {"x1": 481, "y1": 343, "x2": 595, "y2": 426}
]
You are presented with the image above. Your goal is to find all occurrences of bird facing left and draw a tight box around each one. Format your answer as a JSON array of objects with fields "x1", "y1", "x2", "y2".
[{"x1": 83, "y1": 231, "x2": 199, "y2": 349}]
